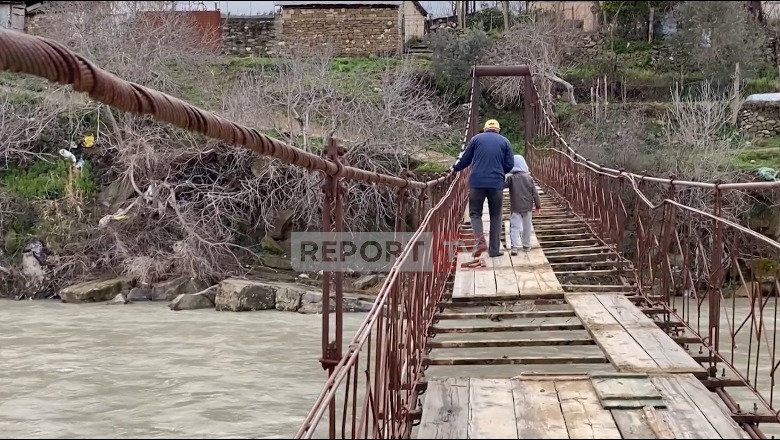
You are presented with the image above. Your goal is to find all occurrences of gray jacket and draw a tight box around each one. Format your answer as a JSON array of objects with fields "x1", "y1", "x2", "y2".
[{"x1": 504, "y1": 171, "x2": 541, "y2": 213}]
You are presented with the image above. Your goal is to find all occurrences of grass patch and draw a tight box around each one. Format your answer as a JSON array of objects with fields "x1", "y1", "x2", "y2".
[
  {"x1": 413, "y1": 161, "x2": 448, "y2": 173},
  {"x1": 745, "y1": 77, "x2": 778, "y2": 95},
  {"x1": 1, "y1": 159, "x2": 96, "y2": 200}
]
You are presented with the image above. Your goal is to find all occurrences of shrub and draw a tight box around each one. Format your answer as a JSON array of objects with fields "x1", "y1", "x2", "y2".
[{"x1": 428, "y1": 29, "x2": 492, "y2": 95}]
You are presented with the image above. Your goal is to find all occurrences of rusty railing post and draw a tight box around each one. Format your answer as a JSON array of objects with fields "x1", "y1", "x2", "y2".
[
  {"x1": 470, "y1": 70, "x2": 481, "y2": 139},
  {"x1": 319, "y1": 137, "x2": 345, "y2": 439},
  {"x1": 708, "y1": 185, "x2": 724, "y2": 377},
  {"x1": 524, "y1": 77, "x2": 535, "y2": 168}
]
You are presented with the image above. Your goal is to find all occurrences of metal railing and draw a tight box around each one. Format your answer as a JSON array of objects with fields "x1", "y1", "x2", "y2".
[{"x1": 527, "y1": 81, "x2": 780, "y2": 433}]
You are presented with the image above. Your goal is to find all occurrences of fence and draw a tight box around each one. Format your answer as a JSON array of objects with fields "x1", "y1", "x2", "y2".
[{"x1": 528, "y1": 81, "x2": 780, "y2": 434}]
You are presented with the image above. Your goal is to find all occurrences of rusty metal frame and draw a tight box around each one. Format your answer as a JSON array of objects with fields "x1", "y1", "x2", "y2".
[{"x1": 527, "y1": 81, "x2": 780, "y2": 437}]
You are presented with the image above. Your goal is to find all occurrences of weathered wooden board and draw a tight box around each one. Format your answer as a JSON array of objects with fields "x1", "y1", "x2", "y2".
[
  {"x1": 555, "y1": 380, "x2": 622, "y2": 439},
  {"x1": 493, "y1": 268, "x2": 519, "y2": 296},
  {"x1": 591, "y1": 374, "x2": 665, "y2": 409},
  {"x1": 623, "y1": 327, "x2": 704, "y2": 374},
  {"x1": 474, "y1": 267, "x2": 497, "y2": 297},
  {"x1": 468, "y1": 378, "x2": 517, "y2": 439},
  {"x1": 417, "y1": 377, "x2": 470, "y2": 439},
  {"x1": 650, "y1": 376, "x2": 721, "y2": 439},
  {"x1": 611, "y1": 409, "x2": 660, "y2": 439},
  {"x1": 512, "y1": 379, "x2": 570, "y2": 439},
  {"x1": 452, "y1": 253, "x2": 475, "y2": 299},
  {"x1": 594, "y1": 294, "x2": 656, "y2": 327},
  {"x1": 669, "y1": 375, "x2": 750, "y2": 439},
  {"x1": 566, "y1": 293, "x2": 621, "y2": 328}
]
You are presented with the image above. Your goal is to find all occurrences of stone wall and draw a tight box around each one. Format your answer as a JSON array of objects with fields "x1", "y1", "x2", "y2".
[
  {"x1": 739, "y1": 103, "x2": 780, "y2": 137},
  {"x1": 222, "y1": 15, "x2": 279, "y2": 56},
  {"x1": 278, "y1": 5, "x2": 400, "y2": 57}
]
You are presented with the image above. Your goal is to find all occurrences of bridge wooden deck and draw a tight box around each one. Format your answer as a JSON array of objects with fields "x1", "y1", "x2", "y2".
[{"x1": 417, "y1": 188, "x2": 748, "y2": 439}]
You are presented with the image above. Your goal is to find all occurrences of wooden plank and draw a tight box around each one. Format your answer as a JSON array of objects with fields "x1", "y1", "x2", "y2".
[
  {"x1": 418, "y1": 377, "x2": 470, "y2": 439},
  {"x1": 512, "y1": 379, "x2": 570, "y2": 439},
  {"x1": 623, "y1": 327, "x2": 704, "y2": 374},
  {"x1": 650, "y1": 376, "x2": 721, "y2": 439},
  {"x1": 591, "y1": 328, "x2": 660, "y2": 373},
  {"x1": 493, "y1": 268, "x2": 519, "y2": 296},
  {"x1": 555, "y1": 380, "x2": 622, "y2": 439},
  {"x1": 488, "y1": 252, "x2": 513, "y2": 268},
  {"x1": 474, "y1": 268, "x2": 497, "y2": 297},
  {"x1": 565, "y1": 293, "x2": 620, "y2": 327},
  {"x1": 641, "y1": 406, "x2": 675, "y2": 439},
  {"x1": 673, "y1": 375, "x2": 750, "y2": 439},
  {"x1": 595, "y1": 293, "x2": 657, "y2": 328},
  {"x1": 515, "y1": 269, "x2": 543, "y2": 295},
  {"x1": 611, "y1": 409, "x2": 659, "y2": 439},
  {"x1": 467, "y1": 378, "x2": 518, "y2": 439},
  {"x1": 535, "y1": 269, "x2": 563, "y2": 292},
  {"x1": 453, "y1": 253, "x2": 475, "y2": 299},
  {"x1": 591, "y1": 375, "x2": 665, "y2": 409}
]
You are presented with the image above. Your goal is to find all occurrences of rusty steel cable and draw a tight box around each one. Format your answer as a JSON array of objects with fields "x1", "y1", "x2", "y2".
[{"x1": 0, "y1": 28, "x2": 450, "y2": 190}]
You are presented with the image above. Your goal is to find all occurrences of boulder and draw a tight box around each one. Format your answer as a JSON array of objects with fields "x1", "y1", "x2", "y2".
[
  {"x1": 275, "y1": 286, "x2": 306, "y2": 311},
  {"x1": 60, "y1": 277, "x2": 133, "y2": 303},
  {"x1": 260, "y1": 236, "x2": 285, "y2": 255},
  {"x1": 297, "y1": 291, "x2": 373, "y2": 314},
  {"x1": 151, "y1": 276, "x2": 210, "y2": 302},
  {"x1": 170, "y1": 292, "x2": 215, "y2": 311},
  {"x1": 197, "y1": 285, "x2": 219, "y2": 303},
  {"x1": 353, "y1": 274, "x2": 380, "y2": 290},
  {"x1": 260, "y1": 254, "x2": 293, "y2": 271},
  {"x1": 269, "y1": 210, "x2": 294, "y2": 241},
  {"x1": 735, "y1": 282, "x2": 760, "y2": 298},
  {"x1": 127, "y1": 287, "x2": 152, "y2": 302},
  {"x1": 215, "y1": 278, "x2": 277, "y2": 311},
  {"x1": 108, "y1": 293, "x2": 128, "y2": 305}
]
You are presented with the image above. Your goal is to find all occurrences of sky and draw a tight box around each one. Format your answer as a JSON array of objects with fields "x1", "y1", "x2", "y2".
[{"x1": 176, "y1": 1, "x2": 457, "y2": 18}]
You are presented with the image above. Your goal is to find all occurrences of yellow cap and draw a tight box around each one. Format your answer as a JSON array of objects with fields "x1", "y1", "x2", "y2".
[
  {"x1": 484, "y1": 119, "x2": 500, "y2": 131},
  {"x1": 83, "y1": 134, "x2": 95, "y2": 148}
]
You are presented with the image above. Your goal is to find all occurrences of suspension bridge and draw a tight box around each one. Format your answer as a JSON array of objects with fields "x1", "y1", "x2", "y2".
[{"x1": 3, "y1": 28, "x2": 780, "y2": 439}]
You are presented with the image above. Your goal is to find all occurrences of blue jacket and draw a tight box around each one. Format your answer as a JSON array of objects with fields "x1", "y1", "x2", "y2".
[{"x1": 452, "y1": 131, "x2": 514, "y2": 189}]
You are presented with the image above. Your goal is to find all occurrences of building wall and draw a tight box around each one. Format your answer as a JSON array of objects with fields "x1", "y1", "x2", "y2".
[
  {"x1": 532, "y1": 1, "x2": 598, "y2": 32},
  {"x1": 403, "y1": 1, "x2": 425, "y2": 41},
  {"x1": 278, "y1": 5, "x2": 401, "y2": 56},
  {"x1": 222, "y1": 15, "x2": 279, "y2": 56}
]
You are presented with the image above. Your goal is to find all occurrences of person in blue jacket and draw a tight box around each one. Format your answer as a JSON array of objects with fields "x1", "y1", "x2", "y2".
[{"x1": 452, "y1": 119, "x2": 515, "y2": 258}]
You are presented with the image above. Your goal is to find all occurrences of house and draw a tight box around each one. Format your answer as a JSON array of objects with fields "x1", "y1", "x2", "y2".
[
  {"x1": 530, "y1": 1, "x2": 599, "y2": 32},
  {"x1": 274, "y1": 1, "x2": 428, "y2": 56},
  {"x1": 0, "y1": 1, "x2": 43, "y2": 31}
]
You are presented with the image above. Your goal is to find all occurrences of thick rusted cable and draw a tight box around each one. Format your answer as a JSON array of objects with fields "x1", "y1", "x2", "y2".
[{"x1": 0, "y1": 29, "x2": 449, "y2": 190}]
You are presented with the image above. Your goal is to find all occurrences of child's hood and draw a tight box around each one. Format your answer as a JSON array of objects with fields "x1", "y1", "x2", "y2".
[{"x1": 509, "y1": 155, "x2": 529, "y2": 174}]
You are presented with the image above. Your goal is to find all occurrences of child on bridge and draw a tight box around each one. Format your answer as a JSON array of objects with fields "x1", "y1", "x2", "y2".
[{"x1": 504, "y1": 155, "x2": 541, "y2": 256}]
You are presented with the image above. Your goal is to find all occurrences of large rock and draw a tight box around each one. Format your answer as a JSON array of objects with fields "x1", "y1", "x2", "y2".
[
  {"x1": 260, "y1": 254, "x2": 293, "y2": 271},
  {"x1": 151, "y1": 276, "x2": 210, "y2": 302},
  {"x1": 297, "y1": 291, "x2": 373, "y2": 314},
  {"x1": 215, "y1": 278, "x2": 277, "y2": 312},
  {"x1": 275, "y1": 286, "x2": 308, "y2": 311},
  {"x1": 260, "y1": 236, "x2": 285, "y2": 255},
  {"x1": 170, "y1": 292, "x2": 215, "y2": 311},
  {"x1": 108, "y1": 293, "x2": 128, "y2": 305},
  {"x1": 353, "y1": 274, "x2": 379, "y2": 290},
  {"x1": 127, "y1": 287, "x2": 152, "y2": 302},
  {"x1": 197, "y1": 285, "x2": 219, "y2": 303},
  {"x1": 269, "y1": 210, "x2": 294, "y2": 241},
  {"x1": 60, "y1": 277, "x2": 133, "y2": 303}
]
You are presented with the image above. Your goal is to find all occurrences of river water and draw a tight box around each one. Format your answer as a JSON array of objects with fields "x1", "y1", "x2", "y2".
[
  {"x1": 3, "y1": 298, "x2": 780, "y2": 438},
  {"x1": 0, "y1": 300, "x2": 366, "y2": 439}
]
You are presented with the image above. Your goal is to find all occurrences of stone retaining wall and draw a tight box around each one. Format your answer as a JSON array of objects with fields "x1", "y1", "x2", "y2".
[
  {"x1": 278, "y1": 5, "x2": 400, "y2": 57},
  {"x1": 739, "y1": 103, "x2": 780, "y2": 137},
  {"x1": 222, "y1": 15, "x2": 279, "y2": 56}
]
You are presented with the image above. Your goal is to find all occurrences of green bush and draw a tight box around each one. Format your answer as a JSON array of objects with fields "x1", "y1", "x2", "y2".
[
  {"x1": 428, "y1": 29, "x2": 492, "y2": 95},
  {"x1": 1, "y1": 159, "x2": 96, "y2": 200}
]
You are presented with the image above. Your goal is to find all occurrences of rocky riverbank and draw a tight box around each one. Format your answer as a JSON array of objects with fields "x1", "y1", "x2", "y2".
[{"x1": 55, "y1": 275, "x2": 376, "y2": 314}]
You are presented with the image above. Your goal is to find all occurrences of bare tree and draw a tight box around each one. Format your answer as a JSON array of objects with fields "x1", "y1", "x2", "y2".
[{"x1": 487, "y1": 13, "x2": 577, "y2": 111}]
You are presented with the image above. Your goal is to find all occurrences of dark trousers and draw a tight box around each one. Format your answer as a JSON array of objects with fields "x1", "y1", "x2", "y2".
[{"x1": 469, "y1": 188, "x2": 503, "y2": 256}]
